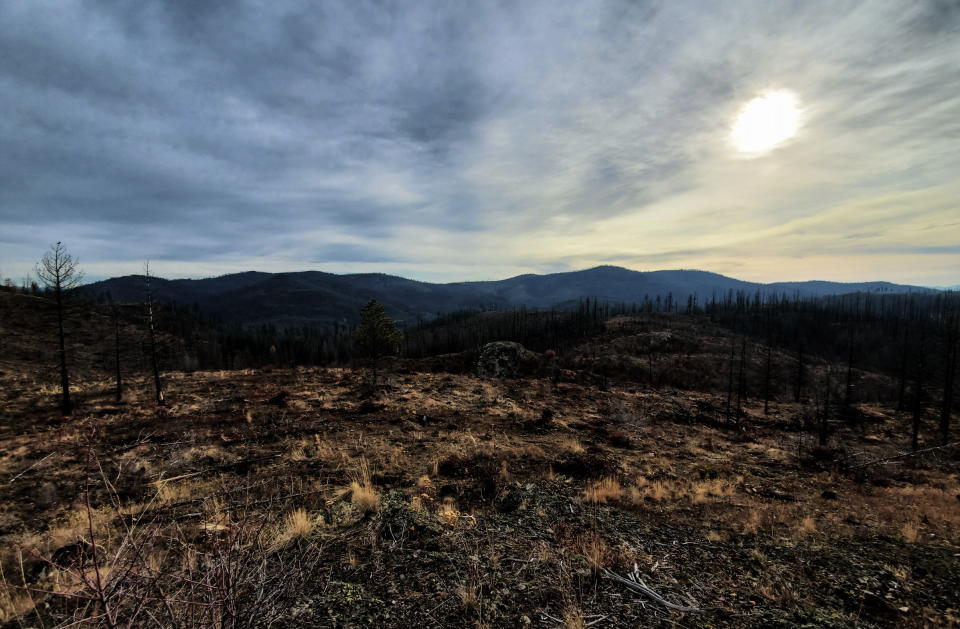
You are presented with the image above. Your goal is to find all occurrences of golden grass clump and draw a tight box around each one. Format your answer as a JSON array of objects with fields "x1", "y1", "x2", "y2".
[
  {"x1": 156, "y1": 478, "x2": 211, "y2": 504},
  {"x1": 580, "y1": 534, "x2": 611, "y2": 572},
  {"x1": 457, "y1": 582, "x2": 479, "y2": 610},
  {"x1": 350, "y1": 481, "x2": 380, "y2": 514},
  {"x1": 690, "y1": 478, "x2": 737, "y2": 504},
  {"x1": 17, "y1": 505, "x2": 117, "y2": 555},
  {"x1": 901, "y1": 521, "x2": 920, "y2": 543},
  {"x1": 583, "y1": 477, "x2": 624, "y2": 504},
  {"x1": 741, "y1": 507, "x2": 763, "y2": 535},
  {"x1": 349, "y1": 458, "x2": 380, "y2": 514},
  {"x1": 562, "y1": 605, "x2": 586, "y2": 629},
  {"x1": 270, "y1": 508, "x2": 318, "y2": 550},
  {"x1": 706, "y1": 530, "x2": 727, "y2": 542},
  {"x1": 559, "y1": 437, "x2": 585, "y2": 454},
  {"x1": 438, "y1": 497, "x2": 460, "y2": 526},
  {"x1": 0, "y1": 590, "x2": 37, "y2": 624},
  {"x1": 498, "y1": 460, "x2": 511, "y2": 483},
  {"x1": 629, "y1": 475, "x2": 739, "y2": 504}
]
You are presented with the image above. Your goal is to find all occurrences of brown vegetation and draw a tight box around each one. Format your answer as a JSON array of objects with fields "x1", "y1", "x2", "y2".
[{"x1": 0, "y1": 302, "x2": 958, "y2": 627}]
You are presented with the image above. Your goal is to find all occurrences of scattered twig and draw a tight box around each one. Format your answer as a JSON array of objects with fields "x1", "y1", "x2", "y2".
[{"x1": 540, "y1": 610, "x2": 563, "y2": 624}]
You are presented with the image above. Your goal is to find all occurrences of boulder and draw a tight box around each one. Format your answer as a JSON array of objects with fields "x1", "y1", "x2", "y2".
[{"x1": 476, "y1": 341, "x2": 541, "y2": 378}]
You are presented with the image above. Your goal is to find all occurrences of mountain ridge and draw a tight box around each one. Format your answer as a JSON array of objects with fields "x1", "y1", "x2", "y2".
[{"x1": 81, "y1": 265, "x2": 936, "y2": 328}]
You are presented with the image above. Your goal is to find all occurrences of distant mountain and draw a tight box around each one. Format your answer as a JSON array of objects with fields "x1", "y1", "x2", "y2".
[{"x1": 81, "y1": 266, "x2": 935, "y2": 328}]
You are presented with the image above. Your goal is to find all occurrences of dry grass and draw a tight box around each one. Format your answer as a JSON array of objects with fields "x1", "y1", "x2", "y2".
[
  {"x1": 741, "y1": 507, "x2": 763, "y2": 535},
  {"x1": 631, "y1": 476, "x2": 738, "y2": 504},
  {"x1": 0, "y1": 589, "x2": 38, "y2": 623},
  {"x1": 270, "y1": 508, "x2": 318, "y2": 550},
  {"x1": 15, "y1": 505, "x2": 117, "y2": 555},
  {"x1": 156, "y1": 478, "x2": 211, "y2": 504},
  {"x1": 583, "y1": 474, "x2": 740, "y2": 507},
  {"x1": 583, "y1": 477, "x2": 624, "y2": 504},
  {"x1": 562, "y1": 605, "x2": 586, "y2": 629},
  {"x1": 349, "y1": 458, "x2": 380, "y2": 515},
  {"x1": 2, "y1": 349, "x2": 960, "y2": 627},
  {"x1": 579, "y1": 534, "x2": 611, "y2": 572},
  {"x1": 559, "y1": 437, "x2": 585, "y2": 454},
  {"x1": 706, "y1": 530, "x2": 727, "y2": 542},
  {"x1": 901, "y1": 521, "x2": 920, "y2": 543},
  {"x1": 439, "y1": 497, "x2": 460, "y2": 526},
  {"x1": 350, "y1": 482, "x2": 380, "y2": 514},
  {"x1": 457, "y1": 581, "x2": 479, "y2": 610}
]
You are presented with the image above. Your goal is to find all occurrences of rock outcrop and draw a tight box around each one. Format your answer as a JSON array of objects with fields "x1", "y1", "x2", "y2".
[{"x1": 476, "y1": 341, "x2": 541, "y2": 378}]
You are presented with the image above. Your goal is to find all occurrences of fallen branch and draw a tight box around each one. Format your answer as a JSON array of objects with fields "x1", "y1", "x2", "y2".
[
  {"x1": 847, "y1": 442, "x2": 959, "y2": 470},
  {"x1": 8, "y1": 452, "x2": 55, "y2": 483},
  {"x1": 601, "y1": 568, "x2": 705, "y2": 613},
  {"x1": 150, "y1": 454, "x2": 282, "y2": 486}
]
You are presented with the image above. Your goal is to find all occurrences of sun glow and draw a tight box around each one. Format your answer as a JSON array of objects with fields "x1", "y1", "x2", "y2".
[{"x1": 730, "y1": 90, "x2": 802, "y2": 155}]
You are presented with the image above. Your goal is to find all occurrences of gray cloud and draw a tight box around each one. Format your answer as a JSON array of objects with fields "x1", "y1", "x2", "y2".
[{"x1": 1, "y1": 0, "x2": 958, "y2": 285}]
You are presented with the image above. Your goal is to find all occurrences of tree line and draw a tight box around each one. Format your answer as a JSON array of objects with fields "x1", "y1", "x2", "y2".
[{"x1": 4, "y1": 243, "x2": 956, "y2": 449}]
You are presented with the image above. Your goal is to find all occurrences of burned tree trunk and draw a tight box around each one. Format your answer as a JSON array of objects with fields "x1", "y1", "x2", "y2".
[
  {"x1": 819, "y1": 365, "x2": 832, "y2": 447},
  {"x1": 911, "y1": 326, "x2": 927, "y2": 452},
  {"x1": 144, "y1": 263, "x2": 164, "y2": 407},
  {"x1": 940, "y1": 313, "x2": 958, "y2": 445},
  {"x1": 725, "y1": 336, "x2": 736, "y2": 421},
  {"x1": 112, "y1": 301, "x2": 122, "y2": 403},
  {"x1": 794, "y1": 346, "x2": 804, "y2": 403},
  {"x1": 35, "y1": 242, "x2": 83, "y2": 416}
]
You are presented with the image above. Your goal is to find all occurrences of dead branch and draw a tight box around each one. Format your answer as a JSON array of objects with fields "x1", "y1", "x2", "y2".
[
  {"x1": 8, "y1": 452, "x2": 55, "y2": 483},
  {"x1": 150, "y1": 454, "x2": 282, "y2": 486},
  {"x1": 846, "y1": 442, "x2": 959, "y2": 470},
  {"x1": 601, "y1": 567, "x2": 706, "y2": 613}
]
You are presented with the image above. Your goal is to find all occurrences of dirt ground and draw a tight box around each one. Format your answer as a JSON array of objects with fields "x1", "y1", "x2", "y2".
[{"x1": 1, "y1": 360, "x2": 958, "y2": 628}]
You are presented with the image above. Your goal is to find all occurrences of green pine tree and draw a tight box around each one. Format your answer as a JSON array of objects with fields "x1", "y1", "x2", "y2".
[{"x1": 355, "y1": 299, "x2": 401, "y2": 384}]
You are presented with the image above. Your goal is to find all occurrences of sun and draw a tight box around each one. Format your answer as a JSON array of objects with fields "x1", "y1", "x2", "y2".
[{"x1": 730, "y1": 90, "x2": 802, "y2": 155}]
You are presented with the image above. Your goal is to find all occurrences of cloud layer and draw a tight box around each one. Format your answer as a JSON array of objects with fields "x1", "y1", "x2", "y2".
[{"x1": 2, "y1": 0, "x2": 958, "y2": 285}]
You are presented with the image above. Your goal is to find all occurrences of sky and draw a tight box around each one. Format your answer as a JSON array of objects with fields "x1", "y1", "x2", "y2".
[{"x1": 1, "y1": 0, "x2": 959, "y2": 286}]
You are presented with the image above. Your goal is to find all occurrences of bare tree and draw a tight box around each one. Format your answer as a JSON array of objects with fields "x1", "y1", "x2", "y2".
[
  {"x1": 35, "y1": 242, "x2": 83, "y2": 415},
  {"x1": 110, "y1": 298, "x2": 123, "y2": 403},
  {"x1": 794, "y1": 345, "x2": 804, "y2": 403},
  {"x1": 144, "y1": 262, "x2": 164, "y2": 406},
  {"x1": 911, "y1": 325, "x2": 927, "y2": 451},
  {"x1": 725, "y1": 336, "x2": 736, "y2": 421},
  {"x1": 940, "y1": 308, "x2": 958, "y2": 445},
  {"x1": 820, "y1": 367, "x2": 831, "y2": 447}
]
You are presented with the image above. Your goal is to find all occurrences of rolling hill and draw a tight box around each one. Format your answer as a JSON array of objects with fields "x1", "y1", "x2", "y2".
[{"x1": 81, "y1": 266, "x2": 934, "y2": 328}]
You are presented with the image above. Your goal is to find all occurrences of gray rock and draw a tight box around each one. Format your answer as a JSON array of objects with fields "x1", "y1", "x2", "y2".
[{"x1": 476, "y1": 341, "x2": 541, "y2": 378}]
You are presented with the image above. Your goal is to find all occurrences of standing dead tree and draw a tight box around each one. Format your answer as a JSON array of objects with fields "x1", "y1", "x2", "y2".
[
  {"x1": 110, "y1": 298, "x2": 123, "y2": 402},
  {"x1": 763, "y1": 309, "x2": 773, "y2": 415},
  {"x1": 940, "y1": 307, "x2": 959, "y2": 445},
  {"x1": 725, "y1": 336, "x2": 736, "y2": 421},
  {"x1": 911, "y1": 325, "x2": 927, "y2": 452},
  {"x1": 144, "y1": 262, "x2": 164, "y2": 406},
  {"x1": 35, "y1": 242, "x2": 83, "y2": 415}
]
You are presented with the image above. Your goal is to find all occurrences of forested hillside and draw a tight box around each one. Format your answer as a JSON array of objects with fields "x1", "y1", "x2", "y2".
[{"x1": 79, "y1": 266, "x2": 934, "y2": 329}]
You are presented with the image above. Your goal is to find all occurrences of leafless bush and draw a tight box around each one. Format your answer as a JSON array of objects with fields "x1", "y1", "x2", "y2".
[{"x1": 1, "y1": 450, "x2": 322, "y2": 628}]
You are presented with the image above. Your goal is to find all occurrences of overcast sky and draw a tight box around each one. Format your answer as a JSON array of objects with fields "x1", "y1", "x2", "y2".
[{"x1": 1, "y1": 1, "x2": 958, "y2": 285}]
